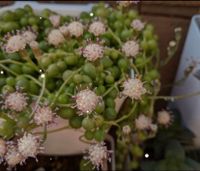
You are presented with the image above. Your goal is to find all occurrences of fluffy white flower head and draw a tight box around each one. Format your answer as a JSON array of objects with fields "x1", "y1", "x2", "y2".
[
  {"x1": 169, "y1": 40, "x2": 176, "y2": 47},
  {"x1": 59, "y1": 25, "x2": 69, "y2": 37},
  {"x1": 29, "y1": 40, "x2": 39, "y2": 49},
  {"x1": 5, "y1": 35, "x2": 26, "y2": 53},
  {"x1": 157, "y1": 110, "x2": 171, "y2": 126},
  {"x1": 150, "y1": 123, "x2": 158, "y2": 132},
  {"x1": 86, "y1": 142, "x2": 111, "y2": 169},
  {"x1": 131, "y1": 19, "x2": 145, "y2": 31},
  {"x1": 5, "y1": 145, "x2": 24, "y2": 168},
  {"x1": 49, "y1": 15, "x2": 61, "y2": 28},
  {"x1": 47, "y1": 29, "x2": 65, "y2": 46},
  {"x1": 75, "y1": 89, "x2": 99, "y2": 115},
  {"x1": 3, "y1": 91, "x2": 28, "y2": 112},
  {"x1": 83, "y1": 43, "x2": 104, "y2": 61},
  {"x1": 135, "y1": 114, "x2": 151, "y2": 130},
  {"x1": 122, "y1": 40, "x2": 139, "y2": 58},
  {"x1": 17, "y1": 133, "x2": 41, "y2": 158},
  {"x1": 89, "y1": 21, "x2": 106, "y2": 36},
  {"x1": 0, "y1": 138, "x2": 6, "y2": 157},
  {"x1": 122, "y1": 78, "x2": 146, "y2": 100},
  {"x1": 122, "y1": 125, "x2": 131, "y2": 134},
  {"x1": 34, "y1": 106, "x2": 55, "y2": 125},
  {"x1": 67, "y1": 21, "x2": 84, "y2": 37},
  {"x1": 21, "y1": 31, "x2": 37, "y2": 44}
]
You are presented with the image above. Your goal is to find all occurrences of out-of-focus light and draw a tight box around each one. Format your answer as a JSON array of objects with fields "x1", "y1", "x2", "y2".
[
  {"x1": 144, "y1": 153, "x2": 149, "y2": 158},
  {"x1": 41, "y1": 74, "x2": 45, "y2": 78}
]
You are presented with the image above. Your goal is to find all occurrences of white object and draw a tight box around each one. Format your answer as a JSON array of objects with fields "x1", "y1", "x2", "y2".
[
  {"x1": 0, "y1": 1, "x2": 124, "y2": 156},
  {"x1": 172, "y1": 15, "x2": 200, "y2": 147}
]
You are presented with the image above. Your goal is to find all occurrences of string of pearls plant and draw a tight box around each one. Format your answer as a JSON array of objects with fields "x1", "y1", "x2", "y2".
[{"x1": 0, "y1": 1, "x2": 189, "y2": 170}]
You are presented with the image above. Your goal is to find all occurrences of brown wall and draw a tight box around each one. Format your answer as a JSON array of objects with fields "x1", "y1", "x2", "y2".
[{"x1": 139, "y1": 1, "x2": 200, "y2": 97}]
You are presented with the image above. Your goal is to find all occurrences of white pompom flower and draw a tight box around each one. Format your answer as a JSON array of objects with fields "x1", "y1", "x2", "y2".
[
  {"x1": 29, "y1": 40, "x2": 39, "y2": 49},
  {"x1": 49, "y1": 15, "x2": 61, "y2": 28},
  {"x1": 59, "y1": 25, "x2": 69, "y2": 37},
  {"x1": 17, "y1": 133, "x2": 42, "y2": 158},
  {"x1": 75, "y1": 89, "x2": 100, "y2": 115},
  {"x1": 67, "y1": 21, "x2": 84, "y2": 37},
  {"x1": 122, "y1": 125, "x2": 131, "y2": 135},
  {"x1": 122, "y1": 40, "x2": 139, "y2": 58},
  {"x1": 3, "y1": 91, "x2": 28, "y2": 112},
  {"x1": 83, "y1": 43, "x2": 104, "y2": 61},
  {"x1": 5, "y1": 145, "x2": 24, "y2": 168},
  {"x1": 85, "y1": 142, "x2": 111, "y2": 169},
  {"x1": 47, "y1": 29, "x2": 65, "y2": 46},
  {"x1": 21, "y1": 30, "x2": 37, "y2": 44},
  {"x1": 33, "y1": 105, "x2": 56, "y2": 125},
  {"x1": 157, "y1": 110, "x2": 172, "y2": 126},
  {"x1": 135, "y1": 114, "x2": 152, "y2": 130},
  {"x1": 4, "y1": 35, "x2": 26, "y2": 53},
  {"x1": 89, "y1": 21, "x2": 106, "y2": 36},
  {"x1": 122, "y1": 78, "x2": 146, "y2": 100},
  {"x1": 149, "y1": 123, "x2": 158, "y2": 133},
  {"x1": 131, "y1": 19, "x2": 145, "y2": 31}
]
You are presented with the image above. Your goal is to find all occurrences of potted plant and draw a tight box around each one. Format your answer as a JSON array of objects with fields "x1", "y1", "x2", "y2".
[{"x1": 0, "y1": 1, "x2": 190, "y2": 170}]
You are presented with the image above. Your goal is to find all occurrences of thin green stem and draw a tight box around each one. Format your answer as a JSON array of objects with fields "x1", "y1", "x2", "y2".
[
  {"x1": 0, "y1": 59, "x2": 40, "y2": 73},
  {"x1": 0, "y1": 64, "x2": 18, "y2": 76},
  {"x1": 23, "y1": 74, "x2": 50, "y2": 95},
  {"x1": 30, "y1": 94, "x2": 71, "y2": 108},
  {"x1": 149, "y1": 91, "x2": 200, "y2": 100},
  {"x1": 135, "y1": 57, "x2": 152, "y2": 68},
  {"x1": 0, "y1": 59, "x2": 24, "y2": 65},
  {"x1": 106, "y1": 47, "x2": 123, "y2": 56},
  {"x1": 162, "y1": 49, "x2": 176, "y2": 67},
  {"x1": 149, "y1": 81, "x2": 161, "y2": 117},
  {"x1": 79, "y1": 135, "x2": 95, "y2": 145},
  {"x1": 103, "y1": 86, "x2": 115, "y2": 98},
  {"x1": 116, "y1": 102, "x2": 137, "y2": 123},
  {"x1": 0, "y1": 64, "x2": 50, "y2": 96},
  {"x1": 50, "y1": 68, "x2": 82, "y2": 106},
  {"x1": 57, "y1": 103, "x2": 72, "y2": 107},
  {"x1": 34, "y1": 125, "x2": 70, "y2": 135},
  {"x1": 108, "y1": 27, "x2": 122, "y2": 46},
  {"x1": 161, "y1": 38, "x2": 181, "y2": 67},
  {"x1": 19, "y1": 50, "x2": 40, "y2": 71},
  {"x1": 28, "y1": 59, "x2": 40, "y2": 71},
  {"x1": 104, "y1": 121, "x2": 120, "y2": 128},
  {"x1": 103, "y1": 77, "x2": 125, "y2": 97},
  {"x1": 23, "y1": 74, "x2": 42, "y2": 86},
  {"x1": 161, "y1": 75, "x2": 190, "y2": 89},
  {"x1": 30, "y1": 75, "x2": 46, "y2": 118}
]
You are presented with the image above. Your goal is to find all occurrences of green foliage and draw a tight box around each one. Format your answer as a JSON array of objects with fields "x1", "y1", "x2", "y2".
[
  {"x1": 141, "y1": 140, "x2": 200, "y2": 171},
  {"x1": 0, "y1": 2, "x2": 182, "y2": 170},
  {"x1": 80, "y1": 159, "x2": 93, "y2": 171},
  {"x1": 141, "y1": 109, "x2": 199, "y2": 171}
]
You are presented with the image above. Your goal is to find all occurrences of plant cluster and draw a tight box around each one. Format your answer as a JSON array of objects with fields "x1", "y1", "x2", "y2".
[{"x1": 0, "y1": 1, "x2": 182, "y2": 170}]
